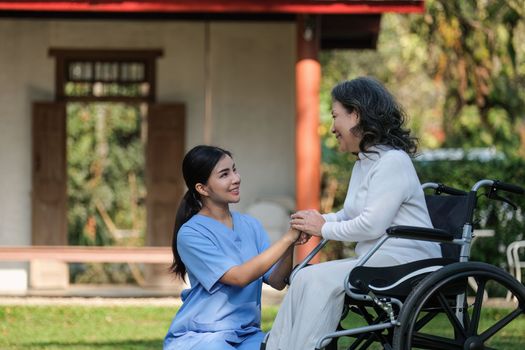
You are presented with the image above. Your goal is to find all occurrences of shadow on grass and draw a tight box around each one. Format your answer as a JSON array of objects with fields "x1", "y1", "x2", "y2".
[{"x1": 20, "y1": 339, "x2": 162, "y2": 350}]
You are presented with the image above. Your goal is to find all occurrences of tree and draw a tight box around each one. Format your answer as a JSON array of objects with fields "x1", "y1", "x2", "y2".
[
  {"x1": 321, "y1": 1, "x2": 525, "y2": 156},
  {"x1": 318, "y1": 1, "x2": 525, "y2": 261},
  {"x1": 413, "y1": 0, "x2": 525, "y2": 155}
]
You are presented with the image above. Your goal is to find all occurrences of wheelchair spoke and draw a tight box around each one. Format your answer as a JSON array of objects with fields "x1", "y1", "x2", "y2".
[
  {"x1": 347, "y1": 332, "x2": 371, "y2": 350},
  {"x1": 468, "y1": 277, "x2": 487, "y2": 336},
  {"x1": 346, "y1": 331, "x2": 385, "y2": 350},
  {"x1": 412, "y1": 332, "x2": 463, "y2": 350},
  {"x1": 414, "y1": 311, "x2": 438, "y2": 332},
  {"x1": 479, "y1": 308, "x2": 524, "y2": 342},
  {"x1": 436, "y1": 290, "x2": 467, "y2": 339},
  {"x1": 342, "y1": 305, "x2": 393, "y2": 350},
  {"x1": 462, "y1": 300, "x2": 470, "y2": 328},
  {"x1": 357, "y1": 334, "x2": 377, "y2": 350}
]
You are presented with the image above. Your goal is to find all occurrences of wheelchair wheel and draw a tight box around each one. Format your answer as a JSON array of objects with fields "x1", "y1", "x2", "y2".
[{"x1": 392, "y1": 262, "x2": 525, "y2": 349}]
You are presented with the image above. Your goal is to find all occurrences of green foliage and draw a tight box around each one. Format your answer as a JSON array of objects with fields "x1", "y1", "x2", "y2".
[
  {"x1": 319, "y1": 1, "x2": 525, "y2": 266},
  {"x1": 321, "y1": 1, "x2": 525, "y2": 155},
  {"x1": 411, "y1": 0, "x2": 525, "y2": 155},
  {"x1": 320, "y1": 13, "x2": 446, "y2": 150},
  {"x1": 67, "y1": 103, "x2": 146, "y2": 283}
]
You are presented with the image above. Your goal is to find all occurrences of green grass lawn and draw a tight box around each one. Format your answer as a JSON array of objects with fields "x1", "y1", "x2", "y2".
[
  {"x1": 0, "y1": 305, "x2": 173, "y2": 350},
  {"x1": 0, "y1": 305, "x2": 523, "y2": 349}
]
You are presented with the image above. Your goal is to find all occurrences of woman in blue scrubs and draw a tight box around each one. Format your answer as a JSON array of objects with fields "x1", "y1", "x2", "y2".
[{"x1": 164, "y1": 145, "x2": 308, "y2": 350}]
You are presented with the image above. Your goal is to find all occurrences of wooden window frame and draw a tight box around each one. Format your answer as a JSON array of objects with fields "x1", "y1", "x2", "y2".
[{"x1": 49, "y1": 48, "x2": 163, "y2": 103}]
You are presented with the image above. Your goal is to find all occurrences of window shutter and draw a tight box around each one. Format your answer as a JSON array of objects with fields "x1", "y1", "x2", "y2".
[
  {"x1": 32, "y1": 102, "x2": 67, "y2": 246},
  {"x1": 146, "y1": 104, "x2": 185, "y2": 247}
]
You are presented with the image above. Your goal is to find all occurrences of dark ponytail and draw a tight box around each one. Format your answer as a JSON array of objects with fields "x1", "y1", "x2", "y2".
[
  {"x1": 170, "y1": 190, "x2": 202, "y2": 279},
  {"x1": 170, "y1": 145, "x2": 232, "y2": 280}
]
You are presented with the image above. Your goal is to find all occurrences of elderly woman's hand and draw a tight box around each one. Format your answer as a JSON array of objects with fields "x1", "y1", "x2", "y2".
[{"x1": 290, "y1": 209, "x2": 325, "y2": 237}]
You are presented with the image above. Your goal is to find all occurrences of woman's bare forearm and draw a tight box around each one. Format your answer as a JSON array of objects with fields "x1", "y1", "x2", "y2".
[
  {"x1": 266, "y1": 246, "x2": 294, "y2": 290},
  {"x1": 219, "y1": 229, "x2": 297, "y2": 287}
]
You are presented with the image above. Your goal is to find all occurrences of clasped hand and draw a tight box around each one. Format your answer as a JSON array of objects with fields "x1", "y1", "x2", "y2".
[
  {"x1": 294, "y1": 231, "x2": 311, "y2": 245},
  {"x1": 290, "y1": 209, "x2": 325, "y2": 237}
]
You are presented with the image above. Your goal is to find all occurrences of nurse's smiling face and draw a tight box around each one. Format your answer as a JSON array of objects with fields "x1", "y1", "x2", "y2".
[{"x1": 199, "y1": 155, "x2": 241, "y2": 204}]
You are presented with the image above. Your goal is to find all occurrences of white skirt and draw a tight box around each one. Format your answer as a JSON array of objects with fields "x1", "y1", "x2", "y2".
[{"x1": 265, "y1": 253, "x2": 405, "y2": 350}]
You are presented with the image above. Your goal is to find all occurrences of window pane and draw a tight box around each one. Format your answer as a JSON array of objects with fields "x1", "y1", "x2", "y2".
[{"x1": 64, "y1": 57, "x2": 151, "y2": 99}]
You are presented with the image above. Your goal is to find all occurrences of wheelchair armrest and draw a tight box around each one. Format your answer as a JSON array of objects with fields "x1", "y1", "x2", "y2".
[{"x1": 387, "y1": 225, "x2": 454, "y2": 242}]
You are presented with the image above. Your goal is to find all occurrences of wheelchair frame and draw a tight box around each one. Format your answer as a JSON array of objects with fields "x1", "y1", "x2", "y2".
[{"x1": 262, "y1": 179, "x2": 525, "y2": 350}]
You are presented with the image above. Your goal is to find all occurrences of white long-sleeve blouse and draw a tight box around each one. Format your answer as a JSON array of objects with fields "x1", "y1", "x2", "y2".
[{"x1": 321, "y1": 145, "x2": 441, "y2": 262}]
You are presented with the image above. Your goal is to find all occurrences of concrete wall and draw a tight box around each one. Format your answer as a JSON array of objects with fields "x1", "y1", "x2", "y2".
[
  {"x1": 210, "y1": 22, "x2": 296, "y2": 211},
  {"x1": 0, "y1": 19, "x2": 296, "y2": 292}
]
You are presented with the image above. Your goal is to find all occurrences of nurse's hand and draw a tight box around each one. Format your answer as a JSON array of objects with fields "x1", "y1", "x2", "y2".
[
  {"x1": 283, "y1": 227, "x2": 302, "y2": 245},
  {"x1": 290, "y1": 209, "x2": 325, "y2": 237},
  {"x1": 283, "y1": 228, "x2": 310, "y2": 246},
  {"x1": 294, "y1": 232, "x2": 311, "y2": 246}
]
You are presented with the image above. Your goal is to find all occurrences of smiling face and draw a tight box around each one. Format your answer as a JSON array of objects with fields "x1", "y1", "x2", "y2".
[
  {"x1": 196, "y1": 154, "x2": 241, "y2": 205},
  {"x1": 331, "y1": 99, "x2": 362, "y2": 154}
]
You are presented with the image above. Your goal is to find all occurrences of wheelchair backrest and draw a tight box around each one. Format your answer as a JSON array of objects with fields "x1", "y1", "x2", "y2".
[{"x1": 425, "y1": 194, "x2": 469, "y2": 260}]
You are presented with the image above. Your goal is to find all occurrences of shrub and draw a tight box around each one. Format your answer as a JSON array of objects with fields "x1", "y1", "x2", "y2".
[{"x1": 320, "y1": 155, "x2": 525, "y2": 271}]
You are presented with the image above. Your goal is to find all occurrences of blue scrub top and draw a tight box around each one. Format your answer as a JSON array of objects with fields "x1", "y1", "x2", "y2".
[{"x1": 164, "y1": 212, "x2": 275, "y2": 349}]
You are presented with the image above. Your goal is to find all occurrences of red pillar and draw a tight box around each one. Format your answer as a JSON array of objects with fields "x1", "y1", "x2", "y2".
[{"x1": 295, "y1": 14, "x2": 321, "y2": 263}]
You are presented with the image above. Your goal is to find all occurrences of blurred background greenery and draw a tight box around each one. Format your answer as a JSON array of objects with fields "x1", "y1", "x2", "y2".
[
  {"x1": 318, "y1": 0, "x2": 525, "y2": 279},
  {"x1": 67, "y1": 102, "x2": 146, "y2": 284}
]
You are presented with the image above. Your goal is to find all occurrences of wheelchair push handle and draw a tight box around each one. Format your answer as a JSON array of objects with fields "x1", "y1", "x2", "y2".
[
  {"x1": 472, "y1": 179, "x2": 524, "y2": 194},
  {"x1": 438, "y1": 184, "x2": 468, "y2": 196},
  {"x1": 469, "y1": 179, "x2": 523, "y2": 213},
  {"x1": 422, "y1": 182, "x2": 467, "y2": 196},
  {"x1": 492, "y1": 180, "x2": 524, "y2": 195}
]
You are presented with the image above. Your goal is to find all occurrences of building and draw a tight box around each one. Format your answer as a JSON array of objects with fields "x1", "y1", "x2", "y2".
[{"x1": 0, "y1": 0, "x2": 424, "y2": 293}]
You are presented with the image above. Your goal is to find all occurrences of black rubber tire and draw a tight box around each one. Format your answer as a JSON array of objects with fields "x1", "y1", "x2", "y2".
[{"x1": 392, "y1": 262, "x2": 525, "y2": 350}]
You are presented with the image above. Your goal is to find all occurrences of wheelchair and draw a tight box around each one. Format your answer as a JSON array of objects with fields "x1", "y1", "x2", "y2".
[{"x1": 261, "y1": 179, "x2": 525, "y2": 350}]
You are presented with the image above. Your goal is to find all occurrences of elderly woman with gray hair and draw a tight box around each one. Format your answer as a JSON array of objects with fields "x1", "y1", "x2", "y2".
[{"x1": 265, "y1": 77, "x2": 441, "y2": 350}]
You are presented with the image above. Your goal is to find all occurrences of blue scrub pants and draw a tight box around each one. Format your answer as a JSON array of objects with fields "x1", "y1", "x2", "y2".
[{"x1": 165, "y1": 331, "x2": 265, "y2": 350}]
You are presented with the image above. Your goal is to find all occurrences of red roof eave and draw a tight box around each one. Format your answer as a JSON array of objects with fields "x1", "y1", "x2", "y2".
[{"x1": 0, "y1": 1, "x2": 424, "y2": 15}]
